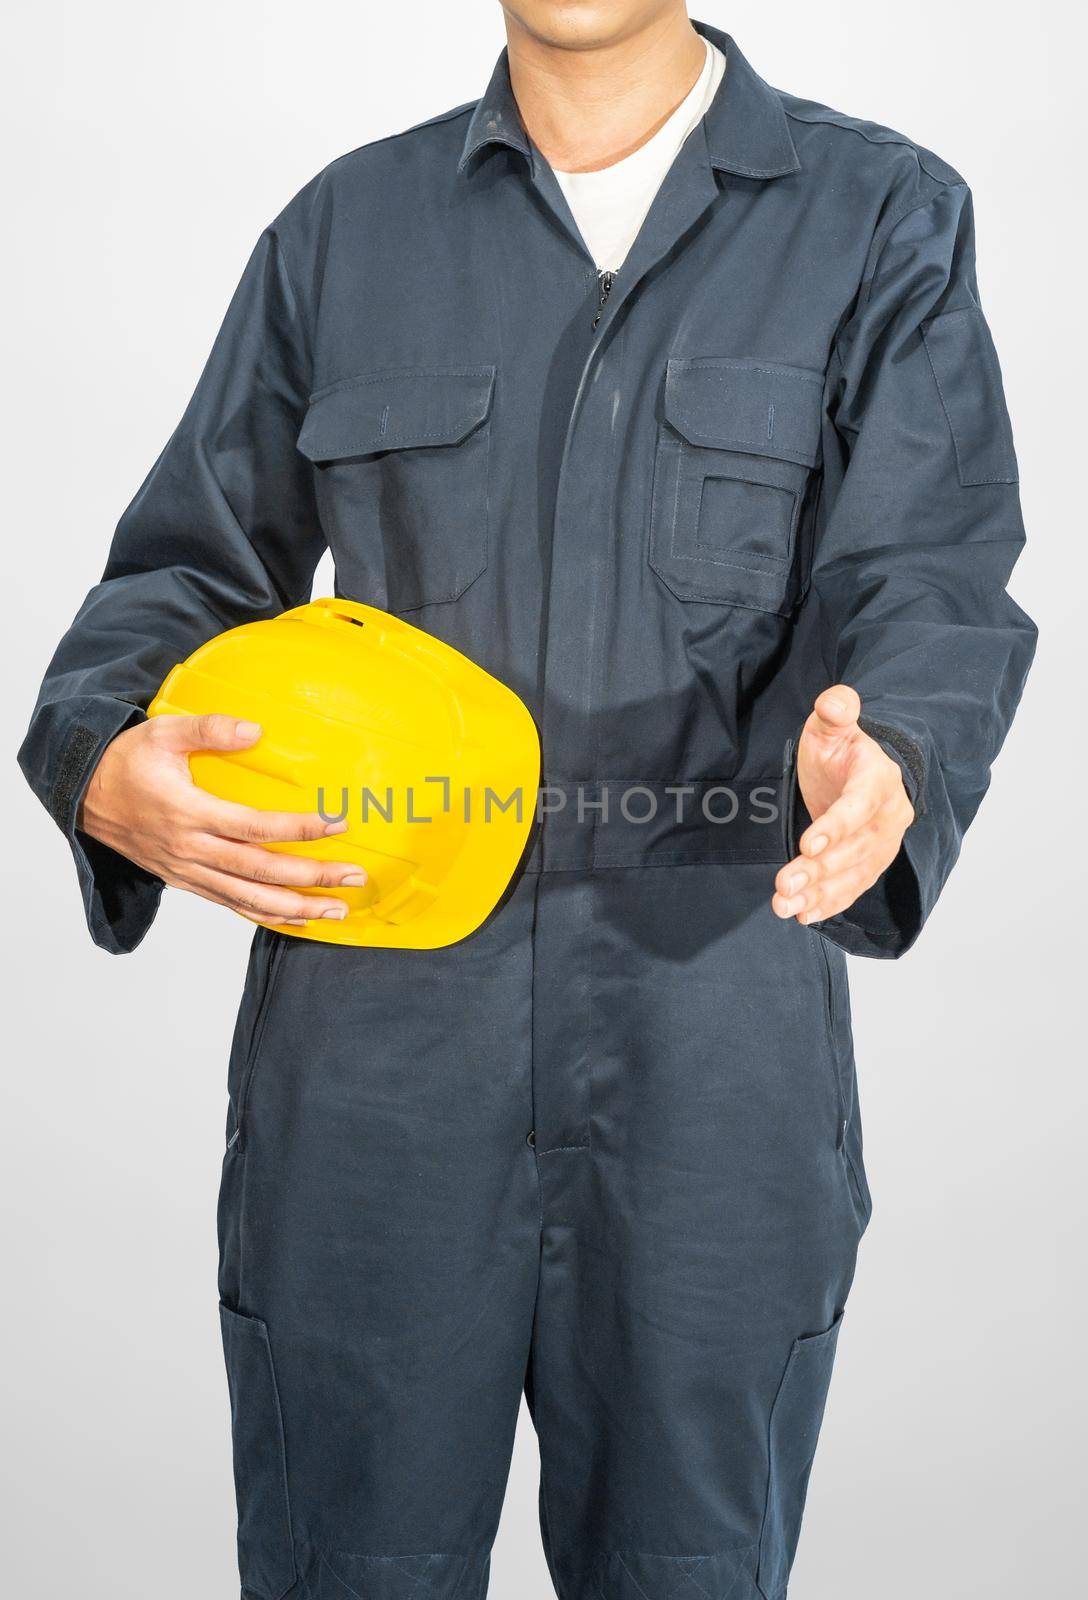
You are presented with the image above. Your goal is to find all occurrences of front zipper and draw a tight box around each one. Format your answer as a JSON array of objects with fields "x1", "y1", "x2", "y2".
[
  {"x1": 228, "y1": 933, "x2": 288, "y2": 1153},
  {"x1": 592, "y1": 268, "x2": 615, "y2": 330}
]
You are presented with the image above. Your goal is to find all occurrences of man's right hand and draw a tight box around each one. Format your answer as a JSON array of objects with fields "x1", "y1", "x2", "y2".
[{"x1": 78, "y1": 714, "x2": 364, "y2": 926}]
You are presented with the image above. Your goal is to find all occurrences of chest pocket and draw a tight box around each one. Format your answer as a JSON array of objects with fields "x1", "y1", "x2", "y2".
[
  {"x1": 297, "y1": 365, "x2": 494, "y2": 613},
  {"x1": 649, "y1": 357, "x2": 824, "y2": 616}
]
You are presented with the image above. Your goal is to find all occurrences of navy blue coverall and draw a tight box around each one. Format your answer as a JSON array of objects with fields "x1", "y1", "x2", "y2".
[{"x1": 19, "y1": 24, "x2": 1035, "y2": 1600}]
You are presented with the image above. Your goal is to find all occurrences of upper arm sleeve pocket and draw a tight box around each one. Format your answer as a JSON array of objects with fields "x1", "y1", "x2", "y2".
[{"x1": 921, "y1": 307, "x2": 1019, "y2": 486}]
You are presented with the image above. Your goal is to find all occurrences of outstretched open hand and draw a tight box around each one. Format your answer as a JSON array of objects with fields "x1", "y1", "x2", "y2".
[{"x1": 772, "y1": 685, "x2": 914, "y2": 925}]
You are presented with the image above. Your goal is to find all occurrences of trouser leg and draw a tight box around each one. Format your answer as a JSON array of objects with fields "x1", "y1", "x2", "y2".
[
  {"x1": 216, "y1": 880, "x2": 541, "y2": 1600},
  {"x1": 527, "y1": 865, "x2": 868, "y2": 1600}
]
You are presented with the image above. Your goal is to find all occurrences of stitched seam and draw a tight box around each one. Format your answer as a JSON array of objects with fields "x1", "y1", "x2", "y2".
[
  {"x1": 920, "y1": 317, "x2": 1018, "y2": 486},
  {"x1": 404, "y1": 1555, "x2": 454, "y2": 1600},
  {"x1": 224, "y1": 1310, "x2": 297, "y2": 1597},
  {"x1": 321, "y1": 1550, "x2": 467, "y2": 1561},
  {"x1": 755, "y1": 1343, "x2": 799, "y2": 1599},
  {"x1": 810, "y1": 930, "x2": 846, "y2": 1135},
  {"x1": 827, "y1": 918, "x2": 906, "y2": 946},
  {"x1": 544, "y1": 775, "x2": 783, "y2": 785},
  {"x1": 650, "y1": 429, "x2": 797, "y2": 614},
  {"x1": 682, "y1": 1560, "x2": 716, "y2": 1600},
  {"x1": 614, "y1": 1554, "x2": 654, "y2": 1600},
  {"x1": 649, "y1": 557, "x2": 795, "y2": 612},
  {"x1": 668, "y1": 428, "x2": 815, "y2": 466},
  {"x1": 843, "y1": 1142, "x2": 870, "y2": 1220},
  {"x1": 667, "y1": 455, "x2": 802, "y2": 575},
  {"x1": 308, "y1": 384, "x2": 492, "y2": 610},
  {"x1": 308, "y1": 365, "x2": 494, "y2": 404},
  {"x1": 390, "y1": 425, "x2": 489, "y2": 609},
  {"x1": 687, "y1": 473, "x2": 796, "y2": 572},
  {"x1": 541, "y1": 852, "x2": 786, "y2": 873},
  {"x1": 782, "y1": 107, "x2": 963, "y2": 185},
  {"x1": 669, "y1": 432, "x2": 685, "y2": 559},
  {"x1": 711, "y1": 160, "x2": 798, "y2": 179},
  {"x1": 233, "y1": 936, "x2": 289, "y2": 1149},
  {"x1": 922, "y1": 326, "x2": 969, "y2": 484},
  {"x1": 315, "y1": 426, "x2": 489, "y2": 452},
  {"x1": 319, "y1": 100, "x2": 477, "y2": 175},
  {"x1": 676, "y1": 549, "x2": 789, "y2": 575},
  {"x1": 318, "y1": 1554, "x2": 363, "y2": 1598},
  {"x1": 597, "y1": 1548, "x2": 759, "y2": 1600},
  {"x1": 273, "y1": 227, "x2": 315, "y2": 377},
  {"x1": 675, "y1": 361, "x2": 822, "y2": 384},
  {"x1": 858, "y1": 186, "x2": 968, "y2": 309},
  {"x1": 664, "y1": 359, "x2": 822, "y2": 463}
]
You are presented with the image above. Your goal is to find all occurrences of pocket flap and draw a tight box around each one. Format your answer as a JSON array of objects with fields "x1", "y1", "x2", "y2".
[
  {"x1": 921, "y1": 308, "x2": 1018, "y2": 486},
  {"x1": 298, "y1": 365, "x2": 495, "y2": 462},
  {"x1": 663, "y1": 358, "x2": 824, "y2": 467}
]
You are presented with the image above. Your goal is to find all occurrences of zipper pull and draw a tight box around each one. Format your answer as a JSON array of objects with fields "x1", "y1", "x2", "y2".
[{"x1": 592, "y1": 268, "x2": 615, "y2": 330}]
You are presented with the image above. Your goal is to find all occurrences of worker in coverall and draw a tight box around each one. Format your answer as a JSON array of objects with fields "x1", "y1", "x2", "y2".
[{"x1": 18, "y1": 6, "x2": 1035, "y2": 1598}]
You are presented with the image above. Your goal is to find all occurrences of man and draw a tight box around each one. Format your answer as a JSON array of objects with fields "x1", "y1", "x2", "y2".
[{"x1": 19, "y1": 4, "x2": 1035, "y2": 1597}]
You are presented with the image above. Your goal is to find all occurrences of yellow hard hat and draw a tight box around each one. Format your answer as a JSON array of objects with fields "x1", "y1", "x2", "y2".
[{"x1": 148, "y1": 599, "x2": 540, "y2": 948}]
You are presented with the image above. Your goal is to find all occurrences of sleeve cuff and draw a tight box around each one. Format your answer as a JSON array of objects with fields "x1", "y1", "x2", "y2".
[
  {"x1": 25, "y1": 698, "x2": 165, "y2": 955},
  {"x1": 782, "y1": 721, "x2": 928, "y2": 960},
  {"x1": 858, "y1": 715, "x2": 926, "y2": 816}
]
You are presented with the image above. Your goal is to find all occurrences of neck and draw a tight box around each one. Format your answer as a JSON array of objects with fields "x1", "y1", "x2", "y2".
[{"x1": 504, "y1": 10, "x2": 706, "y2": 174}]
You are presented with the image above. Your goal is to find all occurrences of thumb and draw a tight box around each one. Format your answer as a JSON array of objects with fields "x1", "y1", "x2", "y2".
[
  {"x1": 152, "y1": 712, "x2": 263, "y2": 754},
  {"x1": 807, "y1": 684, "x2": 862, "y2": 744}
]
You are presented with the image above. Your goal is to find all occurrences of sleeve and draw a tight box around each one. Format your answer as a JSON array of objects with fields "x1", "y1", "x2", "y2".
[
  {"x1": 788, "y1": 180, "x2": 1037, "y2": 959},
  {"x1": 16, "y1": 220, "x2": 327, "y2": 954}
]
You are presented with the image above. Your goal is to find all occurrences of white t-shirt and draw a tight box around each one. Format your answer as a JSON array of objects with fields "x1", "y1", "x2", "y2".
[{"x1": 553, "y1": 37, "x2": 726, "y2": 273}]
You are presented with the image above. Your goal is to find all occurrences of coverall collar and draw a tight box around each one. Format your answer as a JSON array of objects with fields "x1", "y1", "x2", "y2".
[{"x1": 457, "y1": 22, "x2": 800, "y2": 182}]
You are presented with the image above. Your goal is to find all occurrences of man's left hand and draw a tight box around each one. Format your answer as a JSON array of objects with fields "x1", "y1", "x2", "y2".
[{"x1": 772, "y1": 684, "x2": 915, "y2": 925}]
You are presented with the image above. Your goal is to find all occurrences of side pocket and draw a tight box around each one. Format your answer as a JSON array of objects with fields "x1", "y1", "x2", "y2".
[
  {"x1": 757, "y1": 1314, "x2": 843, "y2": 1600},
  {"x1": 220, "y1": 1305, "x2": 297, "y2": 1600},
  {"x1": 229, "y1": 932, "x2": 288, "y2": 1154},
  {"x1": 810, "y1": 931, "x2": 848, "y2": 1148}
]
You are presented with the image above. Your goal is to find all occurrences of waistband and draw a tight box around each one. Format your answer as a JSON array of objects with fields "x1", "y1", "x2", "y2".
[{"x1": 524, "y1": 777, "x2": 787, "y2": 873}]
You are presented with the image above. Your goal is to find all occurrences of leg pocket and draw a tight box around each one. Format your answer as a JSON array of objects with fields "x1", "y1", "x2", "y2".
[
  {"x1": 220, "y1": 1304, "x2": 297, "y2": 1600},
  {"x1": 757, "y1": 1313, "x2": 843, "y2": 1600}
]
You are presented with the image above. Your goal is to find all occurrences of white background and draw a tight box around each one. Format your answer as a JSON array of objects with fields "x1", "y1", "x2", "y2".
[{"x1": 1, "y1": 2, "x2": 1083, "y2": 1595}]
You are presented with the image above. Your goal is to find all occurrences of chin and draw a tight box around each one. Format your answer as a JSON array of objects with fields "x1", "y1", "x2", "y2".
[{"x1": 502, "y1": 0, "x2": 675, "y2": 51}]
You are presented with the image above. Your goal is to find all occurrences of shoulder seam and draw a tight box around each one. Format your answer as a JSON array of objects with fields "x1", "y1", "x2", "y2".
[
  {"x1": 858, "y1": 184, "x2": 969, "y2": 312},
  {"x1": 783, "y1": 105, "x2": 959, "y2": 186},
  {"x1": 266, "y1": 224, "x2": 314, "y2": 377},
  {"x1": 877, "y1": 183, "x2": 969, "y2": 250},
  {"x1": 321, "y1": 100, "x2": 476, "y2": 172}
]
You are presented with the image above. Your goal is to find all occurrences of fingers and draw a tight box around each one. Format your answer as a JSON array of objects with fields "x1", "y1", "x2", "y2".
[
  {"x1": 149, "y1": 718, "x2": 350, "y2": 843},
  {"x1": 197, "y1": 838, "x2": 367, "y2": 892},
  {"x1": 188, "y1": 791, "x2": 349, "y2": 846},
  {"x1": 179, "y1": 863, "x2": 354, "y2": 925},
  {"x1": 151, "y1": 712, "x2": 264, "y2": 755},
  {"x1": 77, "y1": 713, "x2": 364, "y2": 927},
  {"x1": 773, "y1": 786, "x2": 910, "y2": 923},
  {"x1": 774, "y1": 729, "x2": 915, "y2": 923},
  {"x1": 776, "y1": 825, "x2": 870, "y2": 903},
  {"x1": 806, "y1": 683, "x2": 861, "y2": 743},
  {"x1": 798, "y1": 776, "x2": 882, "y2": 860},
  {"x1": 774, "y1": 837, "x2": 893, "y2": 923}
]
